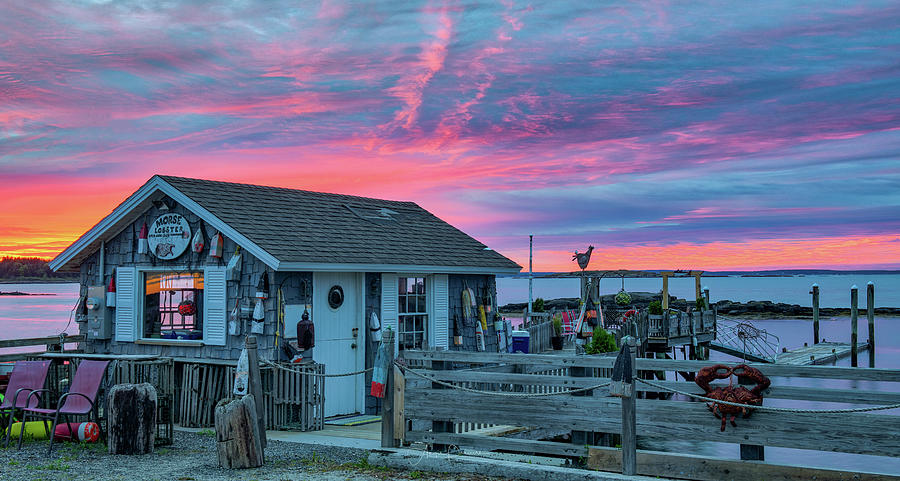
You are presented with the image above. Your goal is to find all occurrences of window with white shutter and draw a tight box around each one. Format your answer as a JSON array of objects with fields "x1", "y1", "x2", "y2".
[
  {"x1": 431, "y1": 274, "x2": 449, "y2": 349},
  {"x1": 381, "y1": 273, "x2": 398, "y2": 355},
  {"x1": 203, "y1": 266, "x2": 227, "y2": 346},
  {"x1": 115, "y1": 267, "x2": 138, "y2": 342}
]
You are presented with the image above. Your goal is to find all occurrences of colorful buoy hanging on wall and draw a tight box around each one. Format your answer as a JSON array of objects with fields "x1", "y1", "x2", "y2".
[
  {"x1": 106, "y1": 275, "x2": 116, "y2": 307},
  {"x1": 192, "y1": 226, "x2": 205, "y2": 254},
  {"x1": 137, "y1": 222, "x2": 149, "y2": 255},
  {"x1": 209, "y1": 232, "x2": 223, "y2": 258}
]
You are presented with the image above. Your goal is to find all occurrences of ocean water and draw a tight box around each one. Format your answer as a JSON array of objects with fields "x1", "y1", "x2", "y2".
[
  {"x1": 0, "y1": 283, "x2": 81, "y2": 350},
  {"x1": 498, "y1": 273, "x2": 900, "y2": 308},
  {"x1": 2, "y1": 281, "x2": 899, "y2": 473}
]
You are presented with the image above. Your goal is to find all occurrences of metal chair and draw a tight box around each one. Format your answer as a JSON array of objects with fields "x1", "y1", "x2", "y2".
[
  {"x1": 17, "y1": 360, "x2": 110, "y2": 454},
  {"x1": 1, "y1": 360, "x2": 51, "y2": 447}
]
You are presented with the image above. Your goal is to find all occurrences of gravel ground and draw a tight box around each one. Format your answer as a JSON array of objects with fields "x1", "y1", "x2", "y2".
[{"x1": 0, "y1": 431, "x2": 508, "y2": 481}]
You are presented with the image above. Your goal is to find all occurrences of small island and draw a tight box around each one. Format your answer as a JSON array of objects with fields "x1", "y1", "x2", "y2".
[{"x1": 500, "y1": 292, "x2": 900, "y2": 319}]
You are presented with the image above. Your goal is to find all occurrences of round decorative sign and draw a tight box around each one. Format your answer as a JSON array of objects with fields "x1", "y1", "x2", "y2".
[{"x1": 148, "y1": 213, "x2": 191, "y2": 260}]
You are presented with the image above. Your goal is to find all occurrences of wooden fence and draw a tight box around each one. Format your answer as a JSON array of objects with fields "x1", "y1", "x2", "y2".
[
  {"x1": 395, "y1": 349, "x2": 900, "y2": 480},
  {"x1": 525, "y1": 320, "x2": 553, "y2": 353},
  {"x1": 176, "y1": 360, "x2": 324, "y2": 431}
]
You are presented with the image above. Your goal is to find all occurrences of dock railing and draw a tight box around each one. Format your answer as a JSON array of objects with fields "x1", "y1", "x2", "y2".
[
  {"x1": 0, "y1": 334, "x2": 84, "y2": 362},
  {"x1": 391, "y1": 349, "x2": 900, "y2": 479}
]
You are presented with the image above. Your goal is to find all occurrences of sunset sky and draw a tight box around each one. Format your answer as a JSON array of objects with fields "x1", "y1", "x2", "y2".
[{"x1": 2, "y1": 1, "x2": 899, "y2": 271}]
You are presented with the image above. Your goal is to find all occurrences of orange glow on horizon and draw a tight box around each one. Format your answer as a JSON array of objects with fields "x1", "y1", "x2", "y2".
[{"x1": 505, "y1": 235, "x2": 900, "y2": 272}]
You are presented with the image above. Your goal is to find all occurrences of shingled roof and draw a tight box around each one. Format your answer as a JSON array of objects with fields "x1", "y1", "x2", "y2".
[{"x1": 50, "y1": 175, "x2": 521, "y2": 274}]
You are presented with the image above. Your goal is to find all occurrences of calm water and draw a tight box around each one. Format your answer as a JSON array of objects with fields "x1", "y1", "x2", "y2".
[
  {"x1": 3, "y1": 281, "x2": 900, "y2": 473},
  {"x1": 498, "y1": 273, "x2": 900, "y2": 308},
  {"x1": 0, "y1": 283, "x2": 81, "y2": 347}
]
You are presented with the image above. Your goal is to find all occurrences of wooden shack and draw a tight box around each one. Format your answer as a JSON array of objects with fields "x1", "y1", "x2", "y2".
[{"x1": 49, "y1": 175, "x2": 520, "y2": 418}]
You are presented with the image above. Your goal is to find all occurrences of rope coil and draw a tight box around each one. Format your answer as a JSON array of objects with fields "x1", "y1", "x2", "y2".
[{"x1": 637, "y1": 378, "x2": 900, "y2": 414}]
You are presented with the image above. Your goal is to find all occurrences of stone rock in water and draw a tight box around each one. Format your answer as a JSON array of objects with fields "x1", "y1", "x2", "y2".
[{"x1": 108, "y1": 383, "x2": 157, "y2": 455}]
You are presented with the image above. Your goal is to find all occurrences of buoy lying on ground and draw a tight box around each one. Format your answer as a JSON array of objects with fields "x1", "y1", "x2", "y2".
[
  {"x1": 54, "y1": 422, "x2": 100, "y2": 442},
  {"x1": 9, "y1": 421, "x2": 100, "y2": 442}
]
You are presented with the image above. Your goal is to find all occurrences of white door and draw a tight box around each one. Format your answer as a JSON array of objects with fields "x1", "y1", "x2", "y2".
[{"x1": 313, "y1": 272, "x2": 363, "y2": 417}]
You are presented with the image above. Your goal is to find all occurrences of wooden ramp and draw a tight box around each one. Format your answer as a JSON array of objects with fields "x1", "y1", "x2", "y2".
[
  {"x1": 776, "y1": 342, "x2": 870, "y2": 365},
  {"x1": 707, "y1": 341, "x2": 774, "y2": 363}
]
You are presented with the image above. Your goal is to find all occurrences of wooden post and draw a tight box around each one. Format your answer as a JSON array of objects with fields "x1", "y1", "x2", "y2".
[
  {"x1": 215, "y1": 396, "x2": 264, "y2": 469},
  {"x1": 867, "y1": 281, "x2": 875, "y2": 368},
  {"x1": 702, "y1": 286, "x2": 710, "y2": 310},
  {"x1": 811, "y1": 284, "x2": 820, "y2": 344},
  {"x1": 380, "y1": 330, "x2": 398, "y2": 448},
  {"x1": 245, "y1": 336, "x2": 266, "y2": 449},
  {"x1": 661, "y1": 273, "x2": 670, "y2": 310},
  {"x1": 850, "y1": 286, "x2": 858, "y2": 368},
  {"x1": 622, "y1": 337, "x2": 637, "y2": 475},
  {"x1": 108, "y1": 383, "x2": 156, "y2": 455},
  {"x1": 693, "y1": 273, "x2": 702, "y2": 306}
]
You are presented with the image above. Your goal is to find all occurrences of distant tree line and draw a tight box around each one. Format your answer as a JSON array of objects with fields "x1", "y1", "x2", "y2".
[{"x1": 0, "y1": 257, "x2": 78, "y2": 281}]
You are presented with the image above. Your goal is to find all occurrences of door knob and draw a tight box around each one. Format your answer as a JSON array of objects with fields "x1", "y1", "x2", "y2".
[{"x1": 351, "y1": 343, "x2": 357, "y2": 349}]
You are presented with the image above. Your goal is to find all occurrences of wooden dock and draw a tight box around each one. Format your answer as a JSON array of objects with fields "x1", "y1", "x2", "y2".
[{"x1": 776, "y1": 342, "x2": 870, "y2": 365}]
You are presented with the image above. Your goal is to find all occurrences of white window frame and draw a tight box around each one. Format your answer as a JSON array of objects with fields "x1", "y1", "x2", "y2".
[
  {"x1": 397, "y1": 275, "x2": 429, "y2": 351},
  {"x1": 137, "y1": 266, "x2": 207, "y2": 344}
]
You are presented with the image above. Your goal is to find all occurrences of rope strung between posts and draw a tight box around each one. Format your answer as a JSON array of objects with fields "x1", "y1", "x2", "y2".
[
  {"x1": 262, "y1": 359, "x2": 375, "y2": 378},
  {"x1": 395, "y1": 361, "x2": 611, "y2": 398},
  {"x1": 637, "y1": 378, "x2": 900, "y2": 414}
]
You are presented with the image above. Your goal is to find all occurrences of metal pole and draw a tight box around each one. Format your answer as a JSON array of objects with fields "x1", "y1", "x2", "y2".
[
  {"x1": 850, "y1": 285, "x2": 858, "y2": 368},
  {"x1": 528, "y1": 234, "x2": 533, "y2": 325},
  {"x1": 867, "y1": 281, "x2": 875, "y2": 368},
  {"x1": 811, "y1": 284, "x2": 820, "y2": 344}
]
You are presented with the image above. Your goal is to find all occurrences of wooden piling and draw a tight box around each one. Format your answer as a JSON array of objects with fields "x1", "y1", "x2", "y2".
[
  {"x1": 867, "y1": 281, "x2": 875, "y2": 368},
  {"x1": 850, "y1": 286, "x2": 858, "y2": 368},
  {"x1": 661, "y1": 273, "x2": 670, "y2": 310},
  {"x1": 811, "y1": 284, "x2": 820, "y2": 344},
  {"x1": 245, "y1": 336, "x2": 267, "y2": 449},
  {"x1": 621, "y1": 337, "x2": 637, "y2": 476},
  {"x1": 381, "y1": 330, "x2": 398, "y2": 448}
]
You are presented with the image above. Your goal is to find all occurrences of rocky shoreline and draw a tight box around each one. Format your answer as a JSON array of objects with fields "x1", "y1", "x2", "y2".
[{"x1": 500, "y1": 292, "x2": 900, "y2": 319}]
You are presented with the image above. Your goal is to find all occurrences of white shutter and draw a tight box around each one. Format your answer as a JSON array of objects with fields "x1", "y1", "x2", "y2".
[
  {"x1": 431, "y1": 274, "x2": 449, "y2": 349},
  {"x1": 115, "y1": 267, "x2": 138, "y2": 342},
  {"x1": 204, "y1": 266, "x2": 227, "y2": 346},
  {"x1": 381, "y1": 273, "x2": 399, "y2": 355}
]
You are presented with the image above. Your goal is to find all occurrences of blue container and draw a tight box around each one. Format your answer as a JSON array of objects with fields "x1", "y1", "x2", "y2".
[{"x1": 511, "y1": 330, "x2": 530, "y2": 354}]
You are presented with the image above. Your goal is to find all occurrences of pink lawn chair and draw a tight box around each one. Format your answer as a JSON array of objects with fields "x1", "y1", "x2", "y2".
[
  {"x1": 18, "y1": 360, "x2": 109, "y2": 454},
  {"x1": 1, "y1": 360, "x2": 51, "y2": 447}
]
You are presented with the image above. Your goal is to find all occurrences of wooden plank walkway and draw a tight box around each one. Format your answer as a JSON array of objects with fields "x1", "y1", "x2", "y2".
[{"x1": 776, "y1": 342, "x2": 870, "y2": 365}]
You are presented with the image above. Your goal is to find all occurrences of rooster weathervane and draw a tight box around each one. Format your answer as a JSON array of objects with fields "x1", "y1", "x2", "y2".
[{"x1": 572, "y1": 245, "x2": 594, "y2": 271}]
